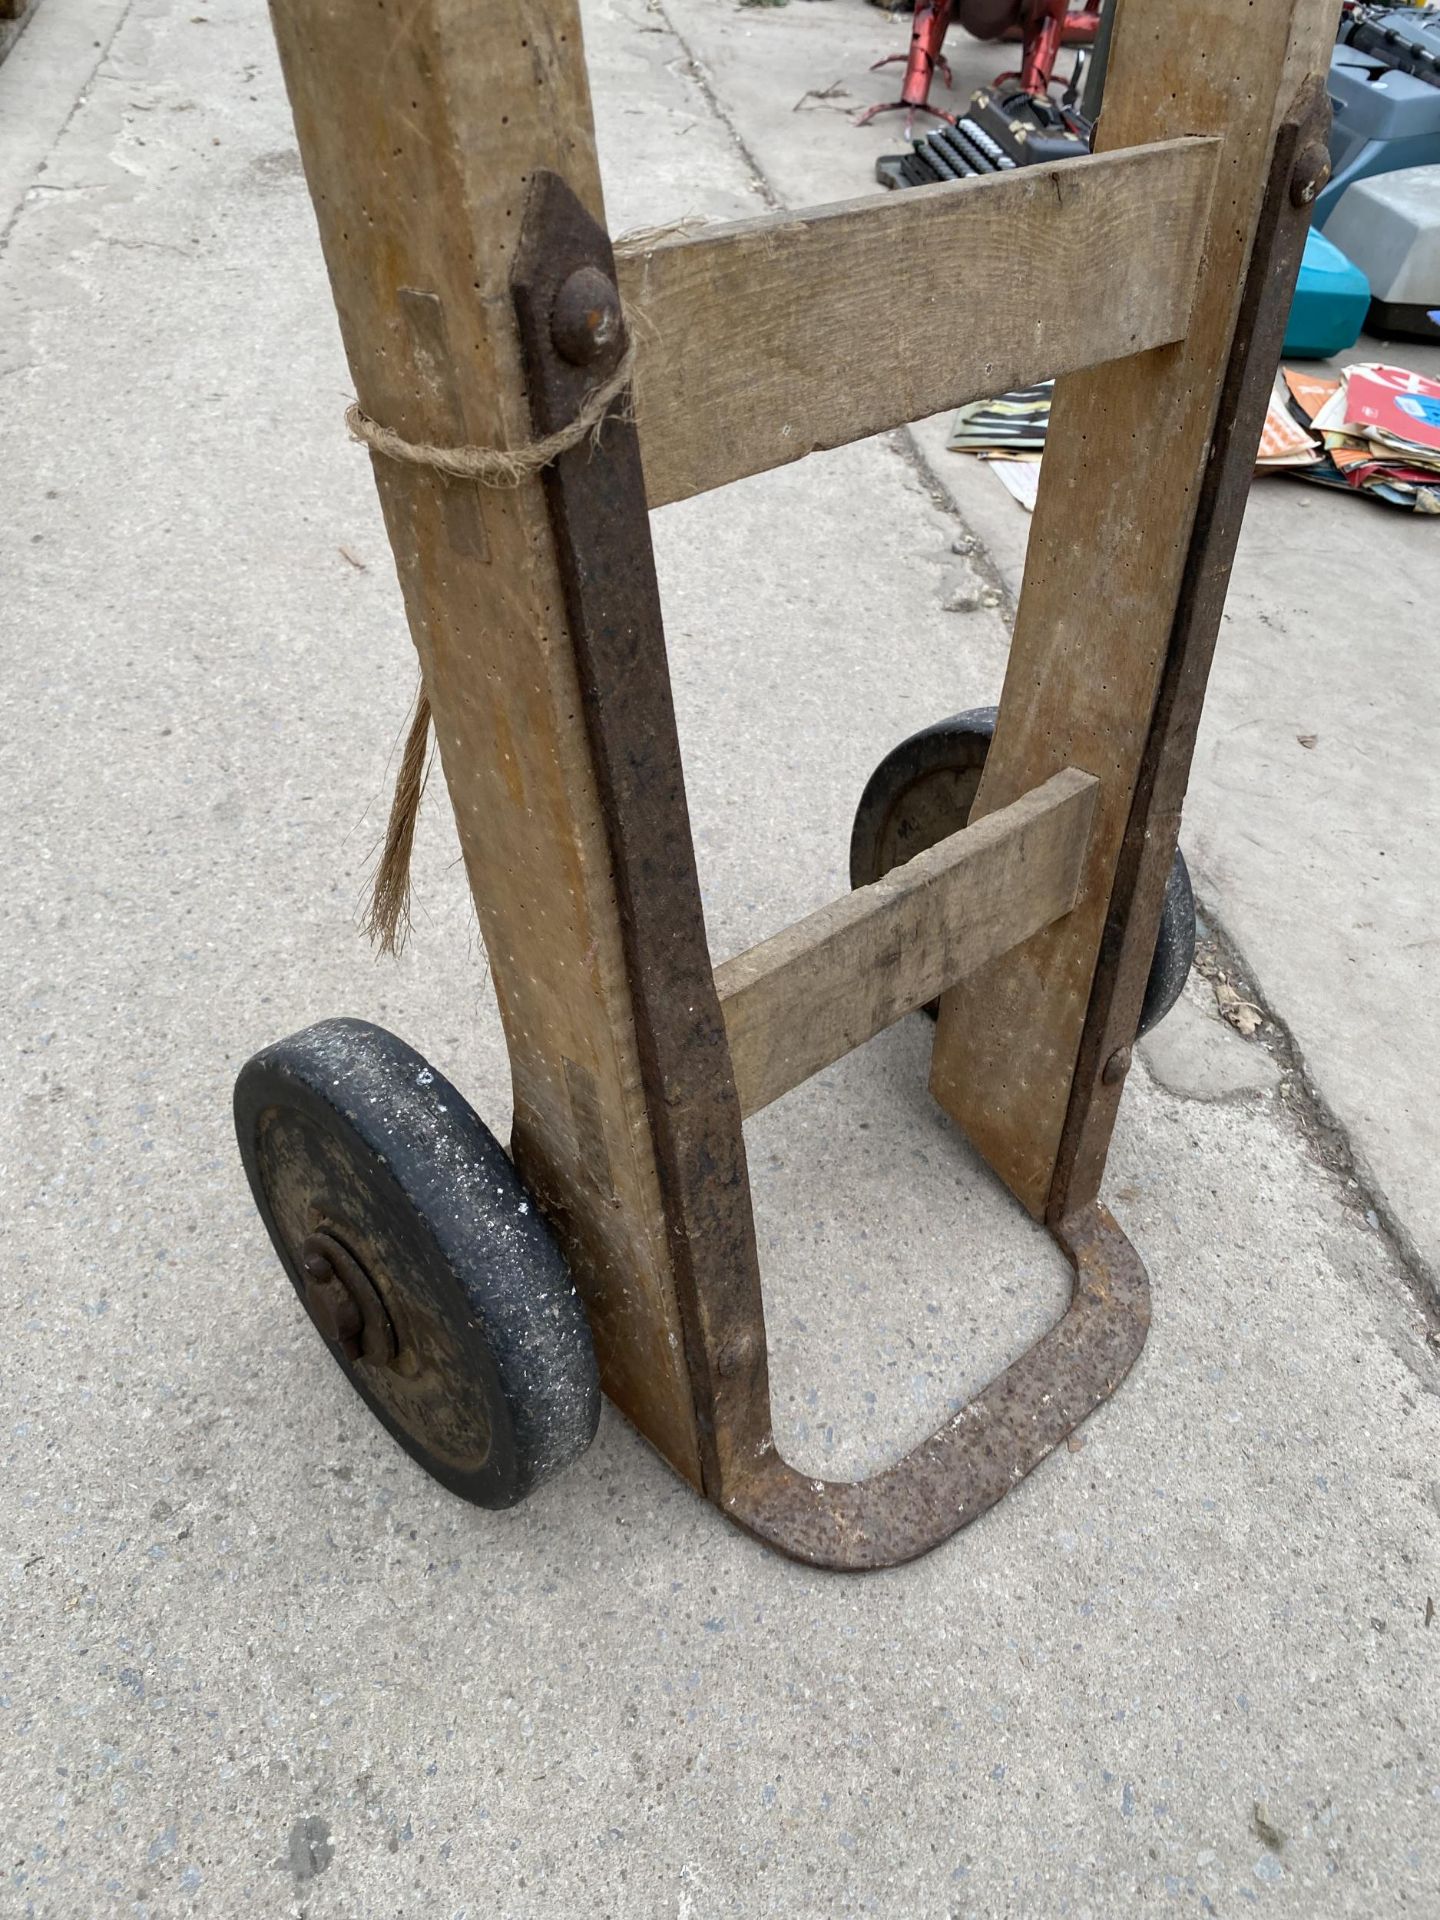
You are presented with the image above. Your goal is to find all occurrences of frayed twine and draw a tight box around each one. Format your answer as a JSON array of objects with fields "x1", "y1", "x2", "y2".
[
  {"x1": 351, "y1": 329, "x2": 638, "y2": 954},
  {"x1": 361, "y1": 683, "x2": 434, "y2": 957}
]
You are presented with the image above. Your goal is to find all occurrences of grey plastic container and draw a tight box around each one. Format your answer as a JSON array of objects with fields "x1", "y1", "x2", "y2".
[{"x1": 1319, "y1": 15, "x2": 1440, "y2": 226}]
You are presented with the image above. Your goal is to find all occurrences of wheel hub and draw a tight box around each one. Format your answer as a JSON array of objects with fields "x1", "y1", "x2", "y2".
[{"x1": 300, "y1": 1229, "x2": 398, "y2": 1368}]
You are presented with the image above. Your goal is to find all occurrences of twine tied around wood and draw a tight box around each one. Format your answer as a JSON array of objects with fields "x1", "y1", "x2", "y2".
[{"x1": 349, "y1": 333, "x2": 637, "y2": 955}]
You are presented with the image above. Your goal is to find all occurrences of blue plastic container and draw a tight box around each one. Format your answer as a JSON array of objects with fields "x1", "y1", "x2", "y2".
[{"x1": 1282, "y1": 228, "x2": 1372, "y2": 360}]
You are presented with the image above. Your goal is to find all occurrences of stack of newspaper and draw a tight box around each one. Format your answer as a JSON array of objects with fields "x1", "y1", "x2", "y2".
[
  {"x1": 951, "y1": 364, "x2": 1440, "y2": 515},
  {"x1": 1259, "y1": 363, "x2": 1440, "y2": 513},
  {"x1": 946, "y1": 382, "x2": 1051, "y2": 511}
]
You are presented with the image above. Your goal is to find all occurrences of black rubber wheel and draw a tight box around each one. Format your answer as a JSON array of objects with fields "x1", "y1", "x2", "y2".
[
  {"x1": 234, "y1": 1018, "x2": 600, "y2": 1508},
  {"x1": 850, "y1": 708, "x2": 1195, "y2": 1039},
  {"x1": 1137, "y1": 844, "x2": 1196, "y2": 1041}
]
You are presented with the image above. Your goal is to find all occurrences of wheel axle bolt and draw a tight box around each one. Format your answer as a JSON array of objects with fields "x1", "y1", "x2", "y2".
[{"x1": 300, "y1": 1235, "x2": 392, "y2": 1365}]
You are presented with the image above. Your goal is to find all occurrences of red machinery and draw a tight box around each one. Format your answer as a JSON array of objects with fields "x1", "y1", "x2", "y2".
[{"x1": 861, "y1": 0, "x2": 1102, "y2": 130}]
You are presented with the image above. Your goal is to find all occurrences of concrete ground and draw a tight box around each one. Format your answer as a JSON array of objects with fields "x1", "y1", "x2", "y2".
[{"x1": 2, "y1": 1, "x2": 1437, "y2": 1915}]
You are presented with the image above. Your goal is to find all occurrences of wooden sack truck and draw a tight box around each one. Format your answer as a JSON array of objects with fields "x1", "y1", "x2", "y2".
[{"x1": 236, "y1": 0, "x2": 1336, "y2": 1571}]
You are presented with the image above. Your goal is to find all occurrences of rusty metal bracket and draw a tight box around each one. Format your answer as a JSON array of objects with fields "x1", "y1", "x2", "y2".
[
  {"x1": 512, "y1": 172, "x2": 775, "y2": 1503},
  {"x1": 510, "y1": 170, "x2": 1152, "y2": 1570},
  {"x1": 725, "y1": 1204, "x2": 1149, "y2": 1570}
]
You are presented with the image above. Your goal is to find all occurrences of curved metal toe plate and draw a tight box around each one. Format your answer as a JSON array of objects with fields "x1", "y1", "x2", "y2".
[{"x1": 718, "y1": 1201, "x2": 1150, "y2": 1572}]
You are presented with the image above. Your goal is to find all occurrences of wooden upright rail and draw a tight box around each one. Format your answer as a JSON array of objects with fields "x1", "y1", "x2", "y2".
[
  {"x1": 270, "y1": 1, "x2": 711, "y2": 1485},
  {"x1": 930, "y1": 0, "x2": 1338, "y2": 1223}
]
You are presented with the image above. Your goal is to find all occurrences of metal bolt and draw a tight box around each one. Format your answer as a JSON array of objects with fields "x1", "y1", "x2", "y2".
[
  {"x1": 1291, "y1": 142, "x2": 1330, "y2": 209},
  {"x1": 550, "y1": 265, "x2": 623, "y2": 369},
  {"x1": 1102, "y1": 1045, "x2": 1132, "y2": 1087},
  {"x1": 300, "y1": 1232, "x2": 397, "y2": 1367}
]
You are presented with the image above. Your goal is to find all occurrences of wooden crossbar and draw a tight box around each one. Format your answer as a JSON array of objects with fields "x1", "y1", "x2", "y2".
[
  {"x1": 616, "y1": 138, "x2": 1218, "y2": 509},
  {"x1": 715, "y1": 769, "x2": 1097, "y2": 1118}
]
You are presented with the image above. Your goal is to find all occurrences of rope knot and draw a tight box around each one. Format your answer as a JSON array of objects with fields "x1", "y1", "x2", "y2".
[{"x1": 353, "y1": 334, "x2": 637, "y2": 953}]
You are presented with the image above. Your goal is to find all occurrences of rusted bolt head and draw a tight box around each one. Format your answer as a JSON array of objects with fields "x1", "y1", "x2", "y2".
[
  {"x1": 551, "y1": 265, "x2": 623, "y2": 369},
  {"x1": 1291, "y1": 142, "x2": 1330, "y2": 208},
  {"x1": 1102, "y1": 1045, "x2": 1132, "y2": 1087},
  {"x1": 300, "y1": 1232, "x2": 397, "y2": 1367}
]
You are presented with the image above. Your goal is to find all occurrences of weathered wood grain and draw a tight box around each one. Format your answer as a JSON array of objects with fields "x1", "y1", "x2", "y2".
[
  {"x1": 1048, "y1": 97, "x2": 1327, "y2": 1221},
  {"x1": 616, "y1": 138, "x2": 1217, "y2": 507}
]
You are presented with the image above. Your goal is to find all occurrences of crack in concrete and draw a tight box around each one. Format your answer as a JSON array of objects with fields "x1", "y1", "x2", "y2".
[
  {"x1": 650, "y1": 0, "x2": 1019, "y2": 629},
  {"x1": 0, "y1": 0, "x2": 140, "y2": 259},
  {"x1": 93, "y1": 232, "x2": 196, "y2": 258},
  {"x1": 886, "y1": 425, "x2": 1019, "y2": 626},
  {"x1": 653, "y1": 0, "x2": 783, "y2": 211}
]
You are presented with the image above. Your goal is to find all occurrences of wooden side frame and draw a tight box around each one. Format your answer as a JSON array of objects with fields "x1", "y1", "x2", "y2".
[{"x1": 270, "y1": 0, "x2": 710, "y2": 1489}]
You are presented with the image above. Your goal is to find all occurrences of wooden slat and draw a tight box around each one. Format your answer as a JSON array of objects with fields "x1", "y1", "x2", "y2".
[
  {"x1": 928, "y1": 0, "x2": 1339, "y2": 1220},
  {"x1": 716, "y1": 770, "x2": 1097, "y2": 1118},
  {"x1": 615, "y1": 138, "x2": 1218, "y2": 509}
]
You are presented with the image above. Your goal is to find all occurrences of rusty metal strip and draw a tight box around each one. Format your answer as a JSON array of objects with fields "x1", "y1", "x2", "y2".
[
  {"x1": 512, "y1": 173, "x2": 772, "y2": 1498},
  {"x1": 724, "y1": 1201, "x2": 1150, "y2": 1570},
  {"x1": 1048, "y1": 89, "x2": 1330, "y2": 1223}
]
